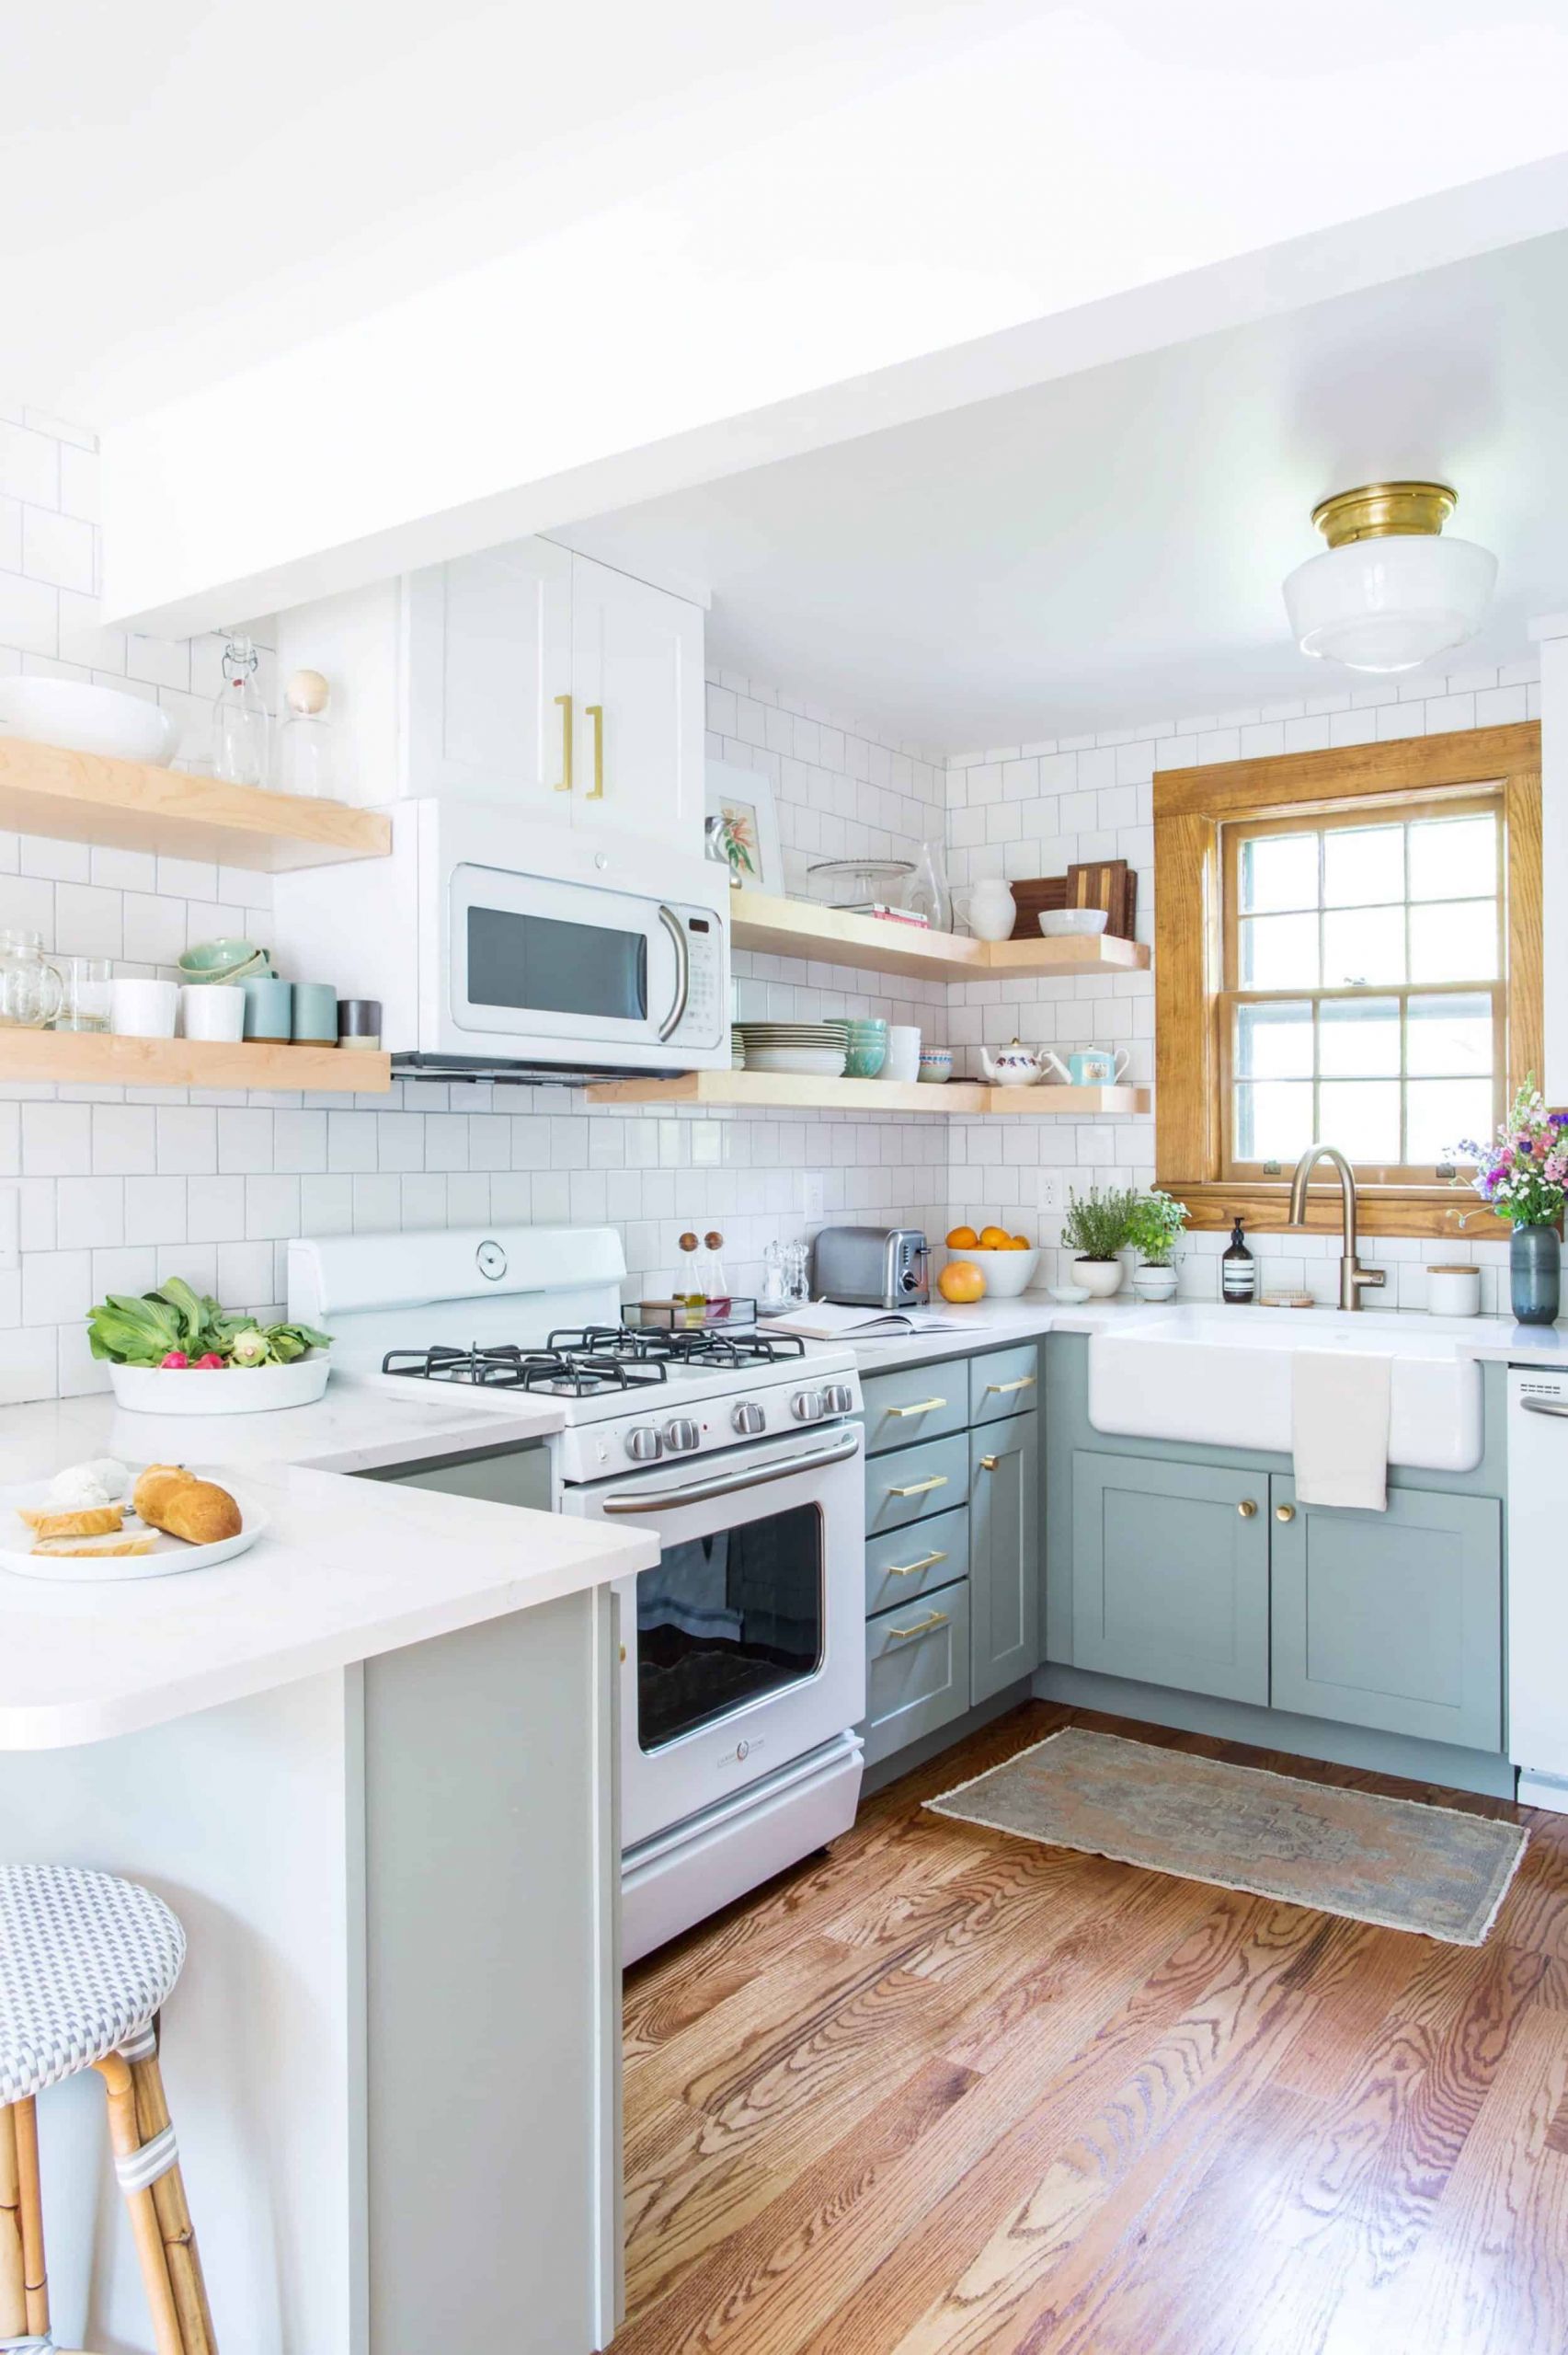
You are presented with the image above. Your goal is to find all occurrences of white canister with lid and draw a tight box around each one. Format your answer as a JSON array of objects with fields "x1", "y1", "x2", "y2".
[{"x1": 1427, "y1": 1264, "x2": 1482, "y2": 1318}]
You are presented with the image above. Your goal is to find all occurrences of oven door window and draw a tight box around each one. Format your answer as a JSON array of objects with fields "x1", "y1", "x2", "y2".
[{"x1": 636, "y1": 1502, "x2": 823, "y2": 1752}]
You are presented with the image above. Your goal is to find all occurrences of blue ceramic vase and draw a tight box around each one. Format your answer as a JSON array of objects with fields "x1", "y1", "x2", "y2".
[{"x1": 1510, "y1": 1223, "x2": 1562, "y2": 1327}]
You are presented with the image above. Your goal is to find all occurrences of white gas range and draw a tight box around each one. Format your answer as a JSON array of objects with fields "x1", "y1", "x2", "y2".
[{"x1": 288, "y1": 1225, "x2": 866, "y2": 1961}]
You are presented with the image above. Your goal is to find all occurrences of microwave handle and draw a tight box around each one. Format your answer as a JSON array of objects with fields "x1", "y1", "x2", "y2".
[{"x1": 658, "y1": 904, "x2": 691, "y2": 1042}]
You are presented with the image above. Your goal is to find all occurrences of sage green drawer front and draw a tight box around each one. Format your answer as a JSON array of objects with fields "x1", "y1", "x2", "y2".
[
  {"x1": 1270, "y1": 1480, "x2": 1503, "y2": 1752},
  {"x1": 864, "y1": 1579, "x2": 971, "y2": 1767},
  {"x1": 864, "y1": 1505, "x2": 970, "y2": 1618},
  {"x1": 968, "y1": 1345, "x2": 1040, "y2": 1427},
  {"x1": 970, "y1": 1415, "x2": 1041, "y2": 1704},
  {"x1": 864, "y1": 1432, "x2": 969, "y2": 1536},
  {"x1": 1070, "y1": 1450, "x2": 1269, "y2": 1704},
  {"x1": 861, "y1": 1364, "x2": 969, "y2": 1456}
]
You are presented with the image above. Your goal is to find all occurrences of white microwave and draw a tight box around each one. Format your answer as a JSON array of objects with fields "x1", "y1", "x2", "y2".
[{"x1": 272, "y1": 800, "x2": 731, "y2": 1079}]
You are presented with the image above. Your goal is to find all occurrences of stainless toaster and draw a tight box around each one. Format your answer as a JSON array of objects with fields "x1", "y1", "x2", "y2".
[{"x1": 810, "y1": 1225, "x2": 930, "y2": 1310}]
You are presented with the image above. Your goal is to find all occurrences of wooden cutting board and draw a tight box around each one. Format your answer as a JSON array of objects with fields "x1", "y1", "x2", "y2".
[
  {"x1": 1065, "y1": 857, "x2": 1137, "y2": 940},
  {"x1": 1008, "y1": 876, "x2": 1068, "y2": 940}
]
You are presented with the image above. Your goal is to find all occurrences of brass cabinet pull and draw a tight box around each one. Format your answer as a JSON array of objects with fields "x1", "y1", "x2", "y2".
[
  {"x1": 1238, "y1": 1499, "x2": 1258, "y2": 1519},
  {"x1": 1276, "y1": 1503, "x2": 1297, "y2": 1523},
  {"x1": 887, "y1": 1474, "x2": 948, "y2": 1498},
  {"x1": 979, "y1": 1454, "x2": 1000, "y2": 1472},
  {"x1": 984, "y1": 1374, "x2": 1036, "y2": 1396},
  {"x1": 887, "y1": 1610, "x2": 949, "y2": 1642},
  {"x1": 887, "y1": 1396, "x2": 946, "y2": 1418},
  {"x1": 585, "y1": 702, "x2": 604, "y2": 798},
  {"x1": 885, "y1": 1549, "x2": 946, "y2": 1578},
  {"x1": 554, "y1": 693, "x2": 574, "y2": 791}
]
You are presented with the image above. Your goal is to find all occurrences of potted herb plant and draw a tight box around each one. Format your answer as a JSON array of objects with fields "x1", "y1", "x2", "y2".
[
  {"x1": 1061, "y1": 1186, "x2": 1137, "y2": 1298},
  {"x1": 1455, "y1": 1081, "x2": 1566, "y2": 1326},
  {"x1": 1127, "y1": 1189, "x2": 1188, "y2": 1302}
]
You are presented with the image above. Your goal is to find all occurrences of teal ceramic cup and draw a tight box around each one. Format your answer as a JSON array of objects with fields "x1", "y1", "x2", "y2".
[
  {"x1": 292, "y1": 982, "x2": 339, "y2": 1044},
  {"x1": 241, "y1": 976, "x2": 293, "y2": 1042}
]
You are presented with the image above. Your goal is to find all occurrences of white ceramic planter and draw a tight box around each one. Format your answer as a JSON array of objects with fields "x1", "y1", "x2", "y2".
[
  {"x1": 1072, "y1": 1257, "x2": 1124, "y2": 1299},
  {"x1": 1133, "y1": 1262, "x2": 1178, "y2": 1302},
  {"x1": 108, "y1": 1354, "x2": 331, "y2": 1415}
]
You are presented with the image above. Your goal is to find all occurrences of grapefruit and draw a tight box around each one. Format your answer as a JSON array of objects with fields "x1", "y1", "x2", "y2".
[{"x1": 938, "y1": 1259, "x2": 986, "y2": 1304}]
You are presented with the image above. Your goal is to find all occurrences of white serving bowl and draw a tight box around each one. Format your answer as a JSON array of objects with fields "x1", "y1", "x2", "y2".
[
  {"x1": 949, "y1": 1246, "x2": 1039, "y2": 1298},
  {"x1": 0, "y1": 678, "x2": 180, "y2": 765},
  {"x1": 108, "y1": 1354, "x2": 330, "y2": 1415},
  {"x1": 1047, "y1": 1283, "x2": 1093, "y2": 1304},
  {"x1": 1038, "y1": 908, "x2": 1109, "y2": 939}
]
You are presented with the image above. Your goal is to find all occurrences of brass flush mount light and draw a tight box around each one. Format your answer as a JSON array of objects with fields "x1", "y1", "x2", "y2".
[{"x1": 1283, "y1": 478, "x2": 1495, "y2": 672}]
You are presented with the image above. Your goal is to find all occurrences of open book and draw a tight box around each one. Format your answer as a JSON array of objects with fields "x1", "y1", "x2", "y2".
[{"x1": 760, "y1": 1302, "x2": 970, "y2": 1340}]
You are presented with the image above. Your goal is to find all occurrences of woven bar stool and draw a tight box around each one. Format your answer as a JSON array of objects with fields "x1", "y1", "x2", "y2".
[{"x1": 0, "y1": 1865, "x2": 216, "y2": 2355}]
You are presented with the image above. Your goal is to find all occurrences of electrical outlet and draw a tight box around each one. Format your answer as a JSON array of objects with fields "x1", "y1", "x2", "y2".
[
  {"x1": 0, "y1": 1185, "x2": 17, "y2": 1274},
  {"x1": 1038, "y1": 1175, "x2": 1062, "y2": 1216},
  {"x1": 800, "y1": 1172, "x2": 826, "y2": 1224}
]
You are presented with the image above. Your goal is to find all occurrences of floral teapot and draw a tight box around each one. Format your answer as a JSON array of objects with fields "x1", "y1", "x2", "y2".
[{"x1": 979, "y1": 1038, "x2": 1045, "y2": 1087}]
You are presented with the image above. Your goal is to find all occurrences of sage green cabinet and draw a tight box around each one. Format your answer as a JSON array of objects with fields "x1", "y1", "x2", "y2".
[
  {"x1": 1070, "y1": 1451, "x2": 1270, "y2": 1705},
  {"x1": 968, "y1": 1345, "x2": 1040, "y2": 1427},
  {"x1": 861, "y1": 1363, "x2": 969, "y2": 1456},
  {"x1": 1269, "y1": 1479, "x2": 1503, "y2": 1752},
  {"x1": 970, "y1": 1417, "x2": 1040, "y2": 1704},
  {"x1": 864, "y1": 1505, "x2": 969, "y2": 1617},
  {"x1": 864, "y1": 1431, "x2": 969, "y2": 1537},
  {"x1": 864, "y1": 1580, "x2": 971, "y2": 1766}
]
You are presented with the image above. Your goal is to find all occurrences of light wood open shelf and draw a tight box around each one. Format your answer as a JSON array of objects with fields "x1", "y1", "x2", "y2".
[
  {"x1": 0, "y1": 738, "x2": 392, "y2": 871},
  {"x1": 0, "y1": 1029, "x2": 392, "y2": 1092},
  {"x1": 727, "y1": 890, "x2": 1150, "y2": 982},
  {"x1": 585, "y1": 1069, "x2": 1150, "y2": 1116}
]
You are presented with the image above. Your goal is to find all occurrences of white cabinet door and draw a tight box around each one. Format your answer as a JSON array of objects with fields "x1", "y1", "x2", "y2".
[
  {"x1": 568, "y1": 554, "x2": 704, "y2": 851},
  {"x1": 404, "y1": 539, "x2": 574, "y2": 807}
]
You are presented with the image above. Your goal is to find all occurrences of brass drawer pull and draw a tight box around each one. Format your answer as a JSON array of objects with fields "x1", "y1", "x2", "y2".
[
  {"x1": 1238, "y1": 1499, "x2": 1258, "y2": 1519},
  {"x1": 887, "y1": 1475, "x2": 948, "y2": 1498},
  {"x1": 554, "y1": 693, "x2": 574, "y2": 791},
  {"x1": 887, "y1": 1396, "x2": 947, "y2": 1418},
  {"x1": 979, "y1": 1453, "x2": 1000, "y2": 1472},
  {"x1": 983, "y1": 1374, "x2": 1036, "y2": 1396},
  {"x1": 887, "y1": 1610, "x2": 949, "y2": 1642},
  {"x1": 1276, "y1": 1503, "x2": 1297, "y2": 1523},
  {"x1": 885, "y1": 1549, "x2": 947, "y2": 1578}
]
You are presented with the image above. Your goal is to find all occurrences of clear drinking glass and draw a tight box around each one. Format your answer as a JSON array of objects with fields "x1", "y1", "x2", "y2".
[
  {"x1": 212, "y1": 634, "x2": 271, "y2": 788},
  {"x1": 0, "y1": 930, "x2": 64, "y2": 1028},
  {"x1": 275, "y1": 668, "x2": 337, "y2": 798},
  {"x1": 52, "y1": 954, "x2": 113, "y2": 1031}
]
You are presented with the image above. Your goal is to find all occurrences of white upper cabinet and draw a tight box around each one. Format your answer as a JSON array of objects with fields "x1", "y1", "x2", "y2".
[{"x1": 568, "y1": 556, "x2": 704, "y2": 848}]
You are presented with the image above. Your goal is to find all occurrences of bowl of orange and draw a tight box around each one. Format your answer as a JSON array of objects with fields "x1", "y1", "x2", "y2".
[{"x1": 943, "y1": 1224, "x2": 1039, "y2": 1299}]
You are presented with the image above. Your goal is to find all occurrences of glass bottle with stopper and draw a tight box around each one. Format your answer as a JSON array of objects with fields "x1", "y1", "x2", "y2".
[
  {"x1": 276, "y1": 668, "x2": 337, "y2": 798},
  {"x1": 677, "y1": 1233, "x2": 706, "y2": 1328},
  {"x1": 212, "y1": 633, "x2": 271, "y2": 788}
]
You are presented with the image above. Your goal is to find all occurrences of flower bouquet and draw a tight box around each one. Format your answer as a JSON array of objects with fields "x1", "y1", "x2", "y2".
[{"x1": 1454, "y1": 1080, "x2": 1565, "y2": 1325}]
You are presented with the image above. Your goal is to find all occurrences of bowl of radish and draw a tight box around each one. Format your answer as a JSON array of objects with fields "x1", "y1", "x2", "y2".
[{"x1": 86, "y1": 1278, "x2": 332, "y2": 1415}]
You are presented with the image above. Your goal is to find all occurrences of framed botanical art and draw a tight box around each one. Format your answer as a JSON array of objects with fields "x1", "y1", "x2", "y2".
[{"x1": 705, "y1": 759, "x2": 783, "y2": 894}]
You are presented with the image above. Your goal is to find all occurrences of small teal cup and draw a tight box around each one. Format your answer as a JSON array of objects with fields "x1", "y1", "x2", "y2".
[
  {"x1": 241, "y1": 976, "x2": 293, "y2": 1042},
  {"x1": 291, "y1": 982, "x2": 339, "y2": 1044}
]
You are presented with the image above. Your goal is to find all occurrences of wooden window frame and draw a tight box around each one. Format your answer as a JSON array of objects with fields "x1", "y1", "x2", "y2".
[{"x1": 1154, "y1": 722, "x2": 1542, "y2": 1240}]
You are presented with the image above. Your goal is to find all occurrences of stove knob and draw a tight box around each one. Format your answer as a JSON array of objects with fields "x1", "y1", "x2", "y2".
[
  {"x1": 791, "y1": 1388, "x2": 825, "y2": 1423},
  {"x1": 731, "y1": 1400, "x2": 765, "y2": 1436},
  {"x1": 821, "y1": 1383, "x2": 854, "y2": 1415},
  {"x1": 625, "y1": 1426, "x2": 663, "y2": 1461},
  {"x1": 665, "y1": 1418, "x2": 699, "y2": 1453}
]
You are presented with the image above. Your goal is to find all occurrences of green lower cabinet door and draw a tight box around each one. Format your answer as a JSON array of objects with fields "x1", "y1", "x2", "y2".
[
  {"x1": 864, "y1": 1580, "x2": 971, "y2": 1766},
  {"x1": 970, "y1": 1417, "x2": 1040, "y2": 1704},
  {"x1": 1071, "y1": 1451, "x2": 1269, "y2": 1703},
  {"x1": 1269, "y1": 1479, "x2": 1503, "y2": 1752}
]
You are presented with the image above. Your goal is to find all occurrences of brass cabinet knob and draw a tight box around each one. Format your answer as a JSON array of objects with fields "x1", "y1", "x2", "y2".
[
  {"x1": 1237, "y1": 1498, "x2": 1258, "y2": 1519},
  {"x1": 979, "y1": 1454, "x2": 1000, "y2": 1472},
  {"x1": 1276, "y1": 1503, "x2": 1297, "y2": 1523}
]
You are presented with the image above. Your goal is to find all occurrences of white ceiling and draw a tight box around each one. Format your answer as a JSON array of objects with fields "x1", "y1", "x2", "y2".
[{"x1": 555, "y1": 231, "x2": 1568, "y2": 747}]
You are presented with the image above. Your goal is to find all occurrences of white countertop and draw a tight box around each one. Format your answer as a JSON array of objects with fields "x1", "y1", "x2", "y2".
[{"x1": 0, "y1": 1380, "x2": 655, "y2": 1754}]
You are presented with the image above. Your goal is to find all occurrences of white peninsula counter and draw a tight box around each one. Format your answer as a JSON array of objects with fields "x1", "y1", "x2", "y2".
[{"x1": 0, "y1": 1383, "x2": 658, "y2": 2355}]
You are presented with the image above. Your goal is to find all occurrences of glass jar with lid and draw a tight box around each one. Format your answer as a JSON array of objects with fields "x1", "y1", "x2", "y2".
[{"x1": 0, "y1": 930, "x2": 64, "y2": 1028}]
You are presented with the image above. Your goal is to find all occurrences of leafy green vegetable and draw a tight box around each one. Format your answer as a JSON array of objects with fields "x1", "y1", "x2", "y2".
[{"x1": 86, "y1": 1280, "x2": 329, "y2": 1369}]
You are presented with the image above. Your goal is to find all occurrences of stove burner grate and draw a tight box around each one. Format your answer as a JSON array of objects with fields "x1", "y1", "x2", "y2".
[{"x1": 382, "y1": 1342, "x2": 668, "y2": 1394}]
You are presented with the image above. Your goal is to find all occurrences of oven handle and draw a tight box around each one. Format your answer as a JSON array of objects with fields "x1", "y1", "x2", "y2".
[
  {"x1": 1519, "y1": 1396, "x2": 1568, "y2": 1419},
  {"x1": 600, "y1": 1426, "x2": 860, "y2": 1512},
  {"x1": 657, "y1": 904, "x2": 691, "y2": 1042}
]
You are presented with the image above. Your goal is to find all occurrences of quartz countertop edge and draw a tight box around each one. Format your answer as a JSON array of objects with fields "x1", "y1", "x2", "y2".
[{"x1": 0, "y1": 1383, "x2": 654, "y2": 1753}]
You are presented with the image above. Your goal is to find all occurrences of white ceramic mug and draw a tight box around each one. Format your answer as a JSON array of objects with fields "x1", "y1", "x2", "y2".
[
  {"x1": 882, "y1": 1025, "x2": 921, "y2": 1084},
  {"x1": 1427, "y1": 1264, "x2": 1481, "y2": 1318},
  {"x1": 179, "y1": 982, "x2": 246, "y2": 1042},
  {"x1": 109, "y1": 978, "x2": 178, "y2": 1040}
]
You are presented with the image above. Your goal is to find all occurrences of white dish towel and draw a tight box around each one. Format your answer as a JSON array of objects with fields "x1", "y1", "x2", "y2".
[{"x1": 1291, "y1": 1350, "x2": 1391, "y2": 1511}]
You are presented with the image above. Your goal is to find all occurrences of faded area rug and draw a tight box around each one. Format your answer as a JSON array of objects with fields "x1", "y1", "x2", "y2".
[{"x1": 926, "y1": 1727, "x2": 1528, "y2": 1946}]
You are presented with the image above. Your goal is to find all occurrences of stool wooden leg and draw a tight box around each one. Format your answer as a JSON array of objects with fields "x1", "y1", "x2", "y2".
[
  {"x1": 93, "y1": 2052, "x2": 188, "y2": 2355},
  {"x1": 0, "y1": 2103, "x2": 28, "y2": 2339},
  {"x1": 125, "y1": 2036, "x2": 216, "y2": 2355},
  {"x1": 12, "y1": 2096, "x2": 49, "y2": 2339}
]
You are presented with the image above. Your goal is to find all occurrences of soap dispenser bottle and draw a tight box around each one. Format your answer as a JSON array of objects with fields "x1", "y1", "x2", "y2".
[{"x1": 1222, "y1": 1215, "x2": 1256, "y2": 1304}]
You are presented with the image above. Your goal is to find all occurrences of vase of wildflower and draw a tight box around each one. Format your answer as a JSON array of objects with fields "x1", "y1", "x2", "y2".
[{"x1": 1455, "y1": 1080, "x2": 1566, "y2": 1327}]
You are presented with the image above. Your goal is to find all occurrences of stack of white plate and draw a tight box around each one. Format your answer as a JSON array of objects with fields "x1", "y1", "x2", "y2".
[
  {"x1": 731, "y1": 1027, "x2": 747, "y2": 1069},
  {"x1": 735, "y1": 1022, "x2": 847, "y2": 1077}
]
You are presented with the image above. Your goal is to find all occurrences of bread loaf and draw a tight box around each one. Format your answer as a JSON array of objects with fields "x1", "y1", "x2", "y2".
[
  {"x1": 150, "y1": 1479, "x2": 242, "y2": 1546},
  {"x1": 132, "y1": 1464, "x2": 195, "y2": 1524}
]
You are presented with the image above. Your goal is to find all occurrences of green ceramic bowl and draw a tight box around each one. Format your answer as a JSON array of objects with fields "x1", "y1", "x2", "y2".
[
  {"x1": 839, "y1": 1018, "x2": 888, "y2": 1078},
  {"x1": 178, "y1": 937, "x2": 270, "y2": 984}
]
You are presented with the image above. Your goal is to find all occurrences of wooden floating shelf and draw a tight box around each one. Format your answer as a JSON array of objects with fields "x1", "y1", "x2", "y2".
[
  {"x1": 0, "y1": 1029, "x2": 392, "y2": 1093},
  {"x1": 0, "y1": 738, "x2": 392, "y2": 872},
  {"x1": 727, "y1": 890, "x2": 1150, "y2": 982},
  {"x1": 585, "y1": 1070, "x2": 1150, "y2": 1116}
]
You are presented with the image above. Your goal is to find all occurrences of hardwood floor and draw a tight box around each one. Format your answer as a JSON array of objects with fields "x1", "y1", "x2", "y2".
[{"x1": 613, "y1": 1700, "x2": 1568, "y2": 2355}]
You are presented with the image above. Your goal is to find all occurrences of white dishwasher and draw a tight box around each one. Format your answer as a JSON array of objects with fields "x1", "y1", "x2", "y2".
[{"x1": 1508, "y1": 1365, "x2": 1568, "y2": 1809}]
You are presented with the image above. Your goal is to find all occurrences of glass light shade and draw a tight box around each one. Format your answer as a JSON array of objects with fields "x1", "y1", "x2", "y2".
[{"x1": 1282, "y1": 534, "x2": 1496, "y2": 672}]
